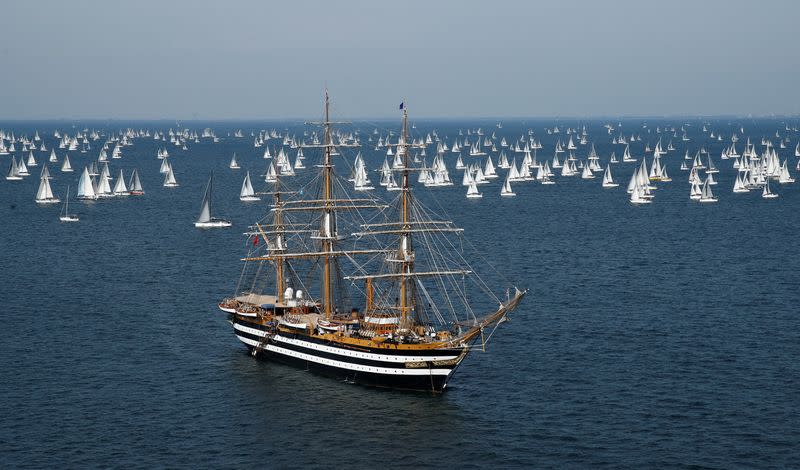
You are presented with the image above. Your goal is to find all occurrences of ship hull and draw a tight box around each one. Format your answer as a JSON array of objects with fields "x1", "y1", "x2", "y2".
[
  {"x1": 232, "y1": 318, "x2": 466, "y2": 393},
  {"x1": 253, "y1": 347, "x2": 451, "y2": 392}
]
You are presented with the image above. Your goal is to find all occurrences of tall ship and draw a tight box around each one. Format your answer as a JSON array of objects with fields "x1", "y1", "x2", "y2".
[{"x1": 219, "y1": 92, "x2": 525, "y2": 392}]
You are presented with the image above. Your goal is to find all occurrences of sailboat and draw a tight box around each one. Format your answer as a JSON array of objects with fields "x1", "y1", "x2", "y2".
[
  {"x1": 61, "y1": 154, "x2": 73, "y2": 172},
  {"x1": 17, "y1": 157, "x2": 29, "y2": 176},
  {"x1": 629, "y1": 180, "x2": 651, "y2": 204},
  {"x1": 91, "y1": 163, "x2": 113, "y2": 198},
  {"x1": 6, "y1": 156, "x2": 23, "y2": 180},
  {"x1": 699, "y1": 177, "x2": 718, "y2": 203},
  {"x1": 195, "y1": 173, "x2": 232, "y2": 228},
  {"x1": 76, "y1": 167, "x2": 98, "y2": 200},
  {"x1": 689, "y1": 180, "x2": 703, "y2": 200},
  {"x1": 35, "y1": 174, "x2": 60, "y2": 204},
  {"x1": 218, "y1": 94, "x2": 525, "y2": 393},
  {"x1": 59, "y1": 186, "x2": 79, "y2": 222},
  {"x1": 732, "y1": 172, "x2": 749, "y2": 193},
  {"x1": 466, "y1": 180, "x2": 482, "y2": 198},
  {"x1": 580, "y1": 162, "x2": 594, "y2": 179},
  {"x1": 239, "y1": 171, "x2": 260, "y2": 201},
  {"x1": 601, "y1": 165, "x2": 618, "y2": 188},
  {"x1": 500, "y1": 173, "x2": 515, "y2": 197},
  {"x1": 113, "y1": 169, "x2": 130, "y2": 196},
  {"x1": 622, "y1": 144, "x2": 636, "y2": 163},
  {"x1": 128, "y1": 169, "x2": 145, "y2": 195},
  {"x1": 163, "y1": 162, "x2": 179, "y2": 187},
  {"x1": 778, "y1": 160, "x2": 795, "y2": 183},
  {"x1": 762, "y1": 178, "x2": 778, "y2": 199},
  {"x1": 229, "y1": 153, "x2": 240, "y2": 169}
]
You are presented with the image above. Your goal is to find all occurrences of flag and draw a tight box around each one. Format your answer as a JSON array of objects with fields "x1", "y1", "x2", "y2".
[
  {"x1": 399, "y1": 102, "x2": 404, "y2": 110},
  {"x1": 253, "y1": 235, "x2": 259, "y2": 246}
]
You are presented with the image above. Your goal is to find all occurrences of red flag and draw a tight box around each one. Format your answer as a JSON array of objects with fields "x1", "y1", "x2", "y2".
[{"x1": 253, "y1": 236, "x2": 259, "y2": 246}]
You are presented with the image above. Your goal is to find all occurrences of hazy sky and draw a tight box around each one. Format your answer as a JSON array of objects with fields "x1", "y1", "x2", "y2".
[{"x1": 2, "y1": 0, "x2": 798, "y2": 119}]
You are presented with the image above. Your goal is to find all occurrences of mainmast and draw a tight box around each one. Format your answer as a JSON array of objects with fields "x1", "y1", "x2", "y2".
[
  {"x1": 309, "y1": 90, "x2": 370, "y2": 318},
  {"x1": 398, "y1": 105, "x2": 414, "y2": 329},
  {"x1": 321, "y1": 89, "x2": 335, "y2": 319}
]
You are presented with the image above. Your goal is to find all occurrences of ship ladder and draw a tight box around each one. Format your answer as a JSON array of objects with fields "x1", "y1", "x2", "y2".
[{"x1": 252, "y1": 328, "x2": 273, "y2": 357}]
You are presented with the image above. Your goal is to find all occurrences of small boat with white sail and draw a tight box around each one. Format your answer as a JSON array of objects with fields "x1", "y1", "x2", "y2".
[
  {"x1": 195, "y1": 173, "x2": 232, "y2": 228},
  {"x1": 59, "y1": 186, "x2": 80, "y2": 222},
  {"x1": 240, "y1": 171, "x2": 261, "y2": 201}
]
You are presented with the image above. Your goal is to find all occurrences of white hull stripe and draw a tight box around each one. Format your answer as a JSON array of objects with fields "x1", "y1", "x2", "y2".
[
  {"x1": 233, "y1": 323, "x2": 460, "y2": 363},
  {"x1": 236, "y1": 335, "x2": 453, "y2": 376}
]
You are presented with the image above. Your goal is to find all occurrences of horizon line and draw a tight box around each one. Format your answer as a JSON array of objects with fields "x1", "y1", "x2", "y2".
[{"x1": 1, "y1": 113, "x2": 800, "y2": 123}]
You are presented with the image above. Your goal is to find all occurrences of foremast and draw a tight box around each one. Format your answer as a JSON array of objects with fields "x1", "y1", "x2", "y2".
[{"x1": 272, "y1": 165, "x2": 286, "y2": 304}]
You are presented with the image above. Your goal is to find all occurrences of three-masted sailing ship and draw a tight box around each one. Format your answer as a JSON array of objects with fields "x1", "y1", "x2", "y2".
[{"x1": 219, "y1": 92, "x2": 525, "y2": 392}]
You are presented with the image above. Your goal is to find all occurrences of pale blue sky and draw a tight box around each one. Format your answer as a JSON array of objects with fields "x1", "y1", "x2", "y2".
[{"x1": 1, "y1": 0, "x2": 798, "y2": 119}]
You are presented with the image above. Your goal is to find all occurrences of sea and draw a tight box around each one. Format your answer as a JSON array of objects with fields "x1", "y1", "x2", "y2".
[{"x1": 1, "y1": 118, "x2": 798, "y2": 469}]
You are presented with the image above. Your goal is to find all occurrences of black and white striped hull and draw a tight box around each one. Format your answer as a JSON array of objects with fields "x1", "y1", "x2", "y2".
[{"x1": 233, "y1": 319, "x2": 466, "y2": 392}]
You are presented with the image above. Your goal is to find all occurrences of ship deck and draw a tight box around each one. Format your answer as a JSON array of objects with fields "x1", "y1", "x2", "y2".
[{"x1": 235, "y1": 293, "x2": 285, "y2": 307}]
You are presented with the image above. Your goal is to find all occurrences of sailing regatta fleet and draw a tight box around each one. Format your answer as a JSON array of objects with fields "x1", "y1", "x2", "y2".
[{"x1": 3, "y1": 116, "x2": 798, "y2": 225}]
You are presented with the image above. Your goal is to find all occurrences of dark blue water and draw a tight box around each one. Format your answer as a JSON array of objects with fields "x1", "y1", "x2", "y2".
[{"x1": 1, "y1": 118, "x2": 799, "y2": 468}]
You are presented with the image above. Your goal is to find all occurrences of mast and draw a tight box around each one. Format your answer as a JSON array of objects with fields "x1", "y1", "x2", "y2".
[
  {"x1": 399, "y1": 105, "x2": 414, "y2": 329},
  {"x1": 322, "y1": 89, "x2": 334, "y2": 319},
  {"x1": 273, "y1": 164, "x2": 286, "y2": 304}
]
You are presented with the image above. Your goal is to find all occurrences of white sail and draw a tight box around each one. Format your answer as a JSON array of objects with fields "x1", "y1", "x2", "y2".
[
  {"x1": 629, "y1": 180, "x2": 650, "y2": 204},
  {"x1": 229, "y1": 153, "x2": 240, "y2": 169},
  {"x1": 762, "y1": 178, "x2": 778, "y2": 199},
  {"x1": 96, "y1": 172, "x2": 113, "y2": 197},
  {"x1": 197, "y1": 184, "x2": 212, "y2": 224},
  {"x1": 113, "y1": 169, "x2": 129, "y2": 196},
  {"x1": 264, "y1": 162, "x2": 277, "y2": 183},
  {"x1": 6, "y1": 156, "x2": 23, "y2": 180},
  {"x1": 581, "y1": 162, "x2": 594, "y2": 179},
  {"x1": 240, "y1": 171, "x2": 261, "y2": 201},
  {"x1": 35, "y1": 174, "x2": 59, "y2": 203},
  {"x1": 623, "y1": 144, "x2": 636, "y2": 162},
  {"x1": 466, "y1": 181, "x2": 482, "y2": 198},
  {"x1": 500, "y1": 173, "x2": 515, "y2": 197},
  {"x1": 40, "y1": 164, "x2": 51, "y2": 180},
  {"x1": 602, "y1": 165, "x2": 618, "y2": 188},
  {"x1": 76, "y1": 166, "x2": 97, "y2": 199},
  {"x1": 35, "y1": 176, "x2": 46, "y2": 200},
  {"x1": 129, "y1": 169, "x2": 144, "y2": 194},
  {"x1": 484, "y1": 156, "x2": 497, "y2": 178},
  {"x1": 732, "y1": 172, "x2": 748, "y2": 193},
  {"x1": 699, "y1": 177, "x2": 717, "y2": 202},
  {"x1": 61, "y1": 154, "x2": 73, "y2": 172},
  {"x1": 163, "y1": 162, "x2": 179, "y2": 187},
  {"x1": 778, "y1": 160, "x2": 795, "y2": 183},
  {"x1": 626, "y1": 167, "x2": 638, "y2": 193},
  {"x1": 18, "y1": 157, "x2": 29, "y2": 176}
]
